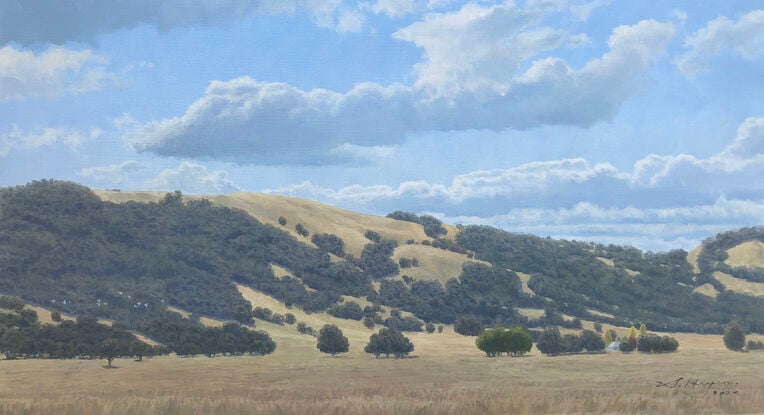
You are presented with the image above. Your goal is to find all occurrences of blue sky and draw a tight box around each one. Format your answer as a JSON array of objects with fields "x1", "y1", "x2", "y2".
[{"x1": 2, "y1": 0, "x2": 764, "y2": 252}]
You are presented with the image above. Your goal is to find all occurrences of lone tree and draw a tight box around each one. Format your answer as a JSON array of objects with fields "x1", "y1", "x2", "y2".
[
  {"x1": 99, "y1": 338, "x2": 120, "y2": 368},
  {"x1": 723, "y1": 321, "x2": 746, "y2": 351},
  {"x1": 50, "y1": 310, "x2": 62, "y2": 323},
  {"x1": 364, "y1": 327, "x2": 414, "y2": 358},
  {"x1": 639, "y1": 323, "x2": 648, "y2": 335},
  {"x1": 317, "y1": 324, "x2": 349, "y2": 356}
]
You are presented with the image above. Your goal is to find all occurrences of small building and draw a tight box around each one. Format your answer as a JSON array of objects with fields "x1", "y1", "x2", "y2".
[{"x1": 607, "y1": 341, "x2": 620, "y2": 351}]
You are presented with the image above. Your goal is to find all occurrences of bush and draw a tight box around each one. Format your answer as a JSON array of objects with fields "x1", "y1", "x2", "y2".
[
  {"x1": 619, "y1": 340, "x2": 635, "y2": 352},
  {"x1": 363, "y1": 317, "x2": 375, "y2": 329},
  {"x1": 454, "y1": 315, "x2": 483, "y2": 336},
  {"x1": 294, "y1": 223, "x2": 309, "y2": 237},
  {"x1": 284, "y1": 313, "x2": 296, "y2": 325},
  {"x1": 747, "y1": 340, "x2": 764, "y2": 350},
  {"x1": 425, "y1": 323, "x2": 435, "y2": 333},
  {"x1": 593, "y1": 322, "x2": 603, "y2": 333},
  {"x1": 296, "y1": 322, "x2": 316, "y2": 336},
  {"x1": 278, "y1": 216, "x2": 287, "y2": 226},
  {"x1": 437, "y1": 325, "x2": 444, "y2": 333}
]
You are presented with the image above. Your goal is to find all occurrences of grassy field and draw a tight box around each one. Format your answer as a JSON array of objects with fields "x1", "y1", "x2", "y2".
[{"x1": 1, "y1": 328, "x2": 762, "y2": 415}]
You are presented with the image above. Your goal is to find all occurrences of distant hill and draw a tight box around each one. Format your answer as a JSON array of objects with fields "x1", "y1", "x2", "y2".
[{"x1": 1, "y1": 180, "x2": 763, "y2": 340}]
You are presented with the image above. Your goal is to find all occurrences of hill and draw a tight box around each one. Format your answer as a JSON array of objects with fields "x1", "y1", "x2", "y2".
[{"x1": 1, "y1": 179, "x2": 763, "y2": 352}]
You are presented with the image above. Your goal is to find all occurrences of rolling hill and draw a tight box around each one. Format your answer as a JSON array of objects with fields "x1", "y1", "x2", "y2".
[{"x1": 1, "y1": 179, "x2": 763, "y2": 356}]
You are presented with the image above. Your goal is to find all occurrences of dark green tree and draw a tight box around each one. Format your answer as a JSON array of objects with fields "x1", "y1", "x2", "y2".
[
  {"x1": 536, "y1": 326, "x2": 563, "y2": 355},
  {"x1": 317, "y1": 324, "x2": 349, "y2": 356},
  {"x1": 454, "y1": 315, "x2": 483, "y2": 336},
  {"x1": 364, "y1": 327, "x2": 414, "y2": 358},
  {"x1": 723, "y1": 321, "x2": 746, "y2": 351},
  {"x1": 580, "y1": 329, "x2": 606, "y2": 352}
]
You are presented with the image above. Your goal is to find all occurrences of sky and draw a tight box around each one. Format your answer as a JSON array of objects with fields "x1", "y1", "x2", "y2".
[{"x1": 2, "y1": 0, "x2": 764, "y2": 252}]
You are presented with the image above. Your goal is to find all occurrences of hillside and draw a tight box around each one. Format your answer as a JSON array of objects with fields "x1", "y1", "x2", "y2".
[{"x1": 1, "y1": 180, "x2": 763, "y2": 348}]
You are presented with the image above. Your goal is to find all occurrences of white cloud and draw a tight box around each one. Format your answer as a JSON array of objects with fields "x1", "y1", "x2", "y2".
[
  {"x1": 0, "y1": 125, "x2": 102, "y2": 156},
  {"x1": 79, "y1": 161, "x2": 147, "y2": 183},
  {"x1": 263, "y1": 116, "x2": 764, "y2": 218},
  {"x1": 434, "y1": 197, "x2": 764, "y2": 251},
  {"x1": 633, "y1": 117, "x2": 764, "y2": 187},
  {"x1": 0, "y1": 46, "x2": 114, "y2": 100},
  {"x1": 128, "y1": 16, "x2": 674, "y2": 165},
  {"x1": 366, "y1": 0, "x2": 420, "y2": 17},
  {"x1": 675, "y1": 9, "x2": 764, "y2": 77},
  {"x1": 144, "y1": 162, "x2": 241, "y2": 194}
]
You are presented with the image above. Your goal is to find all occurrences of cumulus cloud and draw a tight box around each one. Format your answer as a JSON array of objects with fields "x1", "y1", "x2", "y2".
[
  {"x1": 0, "y1": 125, "x2": 102, "y2": 156},
  {"x1": 78, "y1": 161, "x2": 147, "y2": 183},
  {"x1": 0, "y1": 46, "x2": 114, "y2": 100},
  {"x1": 675, "y1": 9, "x2": 764, "y2": 77},
  {"x1": 128, "y1": 10, "x2": 675, "y2": 165},
  {"x1": 144, "y1": 162, "x2": 241, "y2": 194},
  {"x1": 0, "y1": 0, "x2": 369, "y2": 45},
  {"x1": 265, "y1": 116, "x2": 764, "y2": 216}
]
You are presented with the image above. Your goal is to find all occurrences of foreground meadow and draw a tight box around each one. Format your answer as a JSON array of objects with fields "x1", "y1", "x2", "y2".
[{"x1": 0, "y1": 329, "x2": 762, "y2": 415}]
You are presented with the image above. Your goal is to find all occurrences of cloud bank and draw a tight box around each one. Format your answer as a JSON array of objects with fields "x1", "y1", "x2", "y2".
[{"x1": 127, "y1": 4, "x2": 675, "y2": 165}]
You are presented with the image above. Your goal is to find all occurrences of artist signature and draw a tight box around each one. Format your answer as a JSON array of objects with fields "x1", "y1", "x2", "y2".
[{"x1": 655, "y1": 377, "x2": 740, "y2": 397}]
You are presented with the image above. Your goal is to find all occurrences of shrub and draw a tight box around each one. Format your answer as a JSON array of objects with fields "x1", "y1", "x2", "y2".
[
  {"x1": 593, "y1": 322, "x2": 603, "y2": 333},
  {"x1": 278, "y1": 216, "x2": 287, "y2": 226},
  {"x1": 363, "y1": 317, "x2": 375, "y2": 329},
  {"x1": 284, "y1": 313, "x2": 296, "y2": 325},
  {"x1": 437, "y1": 325, "x2": 444, "y2": 333},
  {"x1": 619, "y1": 340, "x2": 635, "y2": 352},
  {"x1": 747, "y1": 340, "x2": 764, "y2": 350},
  {"x1": 425, "y1": 323, "x2": 435, "y2": 333},
  {"x1": 296, "y1": 322, "x2": 316, "y2": 336},
  {"x1": 294, "y1": 223, "x2": 310, "y2": 237}
]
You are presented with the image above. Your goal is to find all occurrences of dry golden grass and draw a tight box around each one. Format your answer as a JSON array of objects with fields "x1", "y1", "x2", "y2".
[
  {"x1": 693, "y1": 283, "x2": 720, "y2": 299},
  {"x1": 596, "y1": 256, "x2": 615, "y2": 267},
  {"x1": 515, "y1": 271, "x2": 536, "y2": 296},
  {"x1": 688, "y1": 245, "x2": 702, "y2": 274},
  {"x1": 1, "y1": 331, "x2": 761, "y2": 415},
  {"x1": 714, "y1": 271, "x2": 764, "y2": 298},
  {"x1": 391, "y1": 244, "x2": 474, "y2": 284},
  {"x1": 725, "y1": 241, "x2": 764, "y2": 269}
]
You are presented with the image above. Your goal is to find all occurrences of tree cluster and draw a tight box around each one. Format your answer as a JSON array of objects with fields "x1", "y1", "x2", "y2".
[
  {"x1": 364, "y1": 327, "x2": 414, "y2": 358},
  {"x1": 636, "y1": 334, "x2": 679, "y2": 353},
  {"x1": 475, "y1": 326, "x2": 533, "y2": 357},
  {"x1": 536, "y1": 327, "x2": 605, "y2": 355},
  {"x1": 386, "y1": 211, "x2": 447, "y2": 238},
  {"x1": 328, "y1": 301, "x2": 364, "y2": 321}
]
